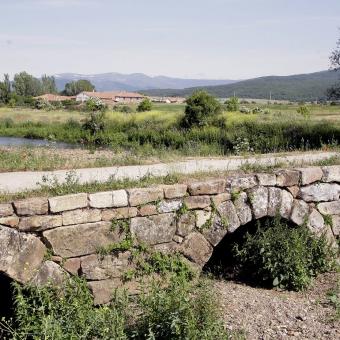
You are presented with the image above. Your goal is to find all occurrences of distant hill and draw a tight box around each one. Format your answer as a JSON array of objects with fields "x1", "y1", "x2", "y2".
[
  {"x1": 54, "y1": 72, "x2": 237, "y2": 92},
  {"x1": 142, "y1": 70, "x2": 340, "y2": 101}
]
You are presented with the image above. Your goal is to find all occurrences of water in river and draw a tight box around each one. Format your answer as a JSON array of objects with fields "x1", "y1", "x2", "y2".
[{"x1": 0, "y1": 136, "x2": 76, "y2": 149}]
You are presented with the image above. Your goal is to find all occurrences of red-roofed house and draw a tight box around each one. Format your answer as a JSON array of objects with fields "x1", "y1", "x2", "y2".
[{"x1": 34, "y1": 94, "x2": 75, "y2": 102}]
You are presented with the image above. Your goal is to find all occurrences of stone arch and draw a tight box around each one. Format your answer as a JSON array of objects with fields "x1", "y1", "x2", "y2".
[{"x1": 181, "y1": 183, "x2": 331, "y2": 271}]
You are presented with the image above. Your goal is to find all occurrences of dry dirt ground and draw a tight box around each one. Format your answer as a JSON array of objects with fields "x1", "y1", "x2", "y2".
[{"x1": 215, "y1": 272, "x2": 339, "y2": 340}]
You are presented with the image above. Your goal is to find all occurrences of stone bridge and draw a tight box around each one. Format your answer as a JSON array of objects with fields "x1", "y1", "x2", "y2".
[{"x1": 1, "y1": 166, "x2": 339, "y2": 304}]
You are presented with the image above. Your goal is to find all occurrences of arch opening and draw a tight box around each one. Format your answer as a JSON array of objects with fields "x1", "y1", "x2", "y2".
[
  {"x1": 0, "y1": 273, "x2": 15, "y2": 320},
  {"x1": 203, "y1": 216, "x2": 301, "y2": 289}
]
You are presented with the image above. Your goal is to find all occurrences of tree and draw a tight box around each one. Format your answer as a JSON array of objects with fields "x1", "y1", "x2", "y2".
[
  {"x1": 0, "y1": 74, "x2": 11, "y2": 104},
  {"x1": 137, "y1": 98, "x2": 152, "y2": 112},
  {"x1": 13, "y1": 71, "x2": 42, "y2": 97},
  {"x1": 225, "y1": 96, "x2": 239, "y2": 111},
  {"x1": 63, "y1": 80, "x2": 95, "y2": 96},
  {"x1": 327, "y1": 32, "x2": 340, "y2": 100},
  {"x1": 41, "y1": 75, "x2": 57, "y2": 94},
  {"x1": 181, "y1": 90, "x2": 222, "y2": 128}
]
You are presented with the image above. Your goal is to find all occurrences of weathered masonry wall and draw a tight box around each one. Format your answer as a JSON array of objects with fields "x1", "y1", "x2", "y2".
[{"x1": 1, "y1": 166, "x2": 340, "y2": 304}]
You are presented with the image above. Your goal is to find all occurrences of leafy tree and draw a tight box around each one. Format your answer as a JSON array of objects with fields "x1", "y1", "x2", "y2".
[
  {"x1": 181, "y1": 90, "x2": 222, "y2": 128},
  {"x1": 225, "y1": 96, "x2": 239, "y2": 111},
  {"x1": 0, "y1": 74, "x2": 11, "y2": 104},
  {"x1": 13, "y1": 71, "x2": 42, "y2": 97},
  {"x1": 137, "y1": 98, "x2": 152, "y2": 112},
  {"x1": 41, "y1": 75, "x2": 57, "y2": 94},
  {"x1": 328, "y1": 32, "x2": 340, "y2": 100},
  {"x1": 297, "y1": 105, "x2": 310, "y2": 119},
  {"x1": 63, "y1": 80, "x2": 95, "y2": 96}
]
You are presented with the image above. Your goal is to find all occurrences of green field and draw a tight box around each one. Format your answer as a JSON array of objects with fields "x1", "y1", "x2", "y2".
[{"x1": 0, "y1": 102, "x2": 339, "y2": 165}]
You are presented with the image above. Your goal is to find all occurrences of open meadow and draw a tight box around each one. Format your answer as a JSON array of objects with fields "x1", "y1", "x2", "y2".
[{"x1": 0, "y1": 102, "x2": 340, "y2": 172}]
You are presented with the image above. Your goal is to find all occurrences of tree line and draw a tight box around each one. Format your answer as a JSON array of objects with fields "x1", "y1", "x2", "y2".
[{"x1": 0, "y1": 71, "x2": 95, "y2": 105}]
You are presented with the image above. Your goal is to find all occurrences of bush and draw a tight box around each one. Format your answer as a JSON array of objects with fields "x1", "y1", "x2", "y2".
[
  {"x1": 118, "y1": 105, "x2": 134, "y2": 113},
  {"x1": 86, "y1": 98, "x2": 107, "y2": 112},
  {"x1": 225, "y1": 96, "x2": 239, "y2": 111},
  {"x1": 135, "y1": 276, "x2": 229, "y2": 339},
  {"x1": 181, "y1": 90, "x2": 222, "y2": 128},
  {"x1": 137, "y1": 98, "x2": 152, "y2": 112},
  {"x1": 0, "y1": 276, "x2": 231, "y2": 339},
  {"x1": 233, "y1": 217, "x2": 336, "y2": 291},
  {"x1": 82, "y1": 111, "x2": 106, "y2": 135},
  {"x1": 297, "y1": 105, "x2": 310, "y2": 118}
]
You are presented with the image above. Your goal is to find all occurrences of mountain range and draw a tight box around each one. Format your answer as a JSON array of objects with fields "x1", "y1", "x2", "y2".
[
  {"x1": 142, "y1": 70, "x2": 340, "y2": 101},
  {"x1": 54, "y1": 70, "x2": 339, "y2": 101},
  {"x1": 54, "y1": 73, "x2": 237, "y2": 92}
]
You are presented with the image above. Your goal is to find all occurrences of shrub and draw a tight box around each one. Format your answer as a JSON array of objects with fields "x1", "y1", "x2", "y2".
[
  {"x1": 0, "y1": 276, "x2": 232, "y2": 339},
  {"x1": 134, "y1": 276, "x2": 230, "y2": 339},
  {"x1": 181, "y1": 90, "x2": 222, "y2": 128},
  {"x1": 82, "y1": 111, "x2": 106, "y2": 135},
  {"x1": 233, "y1": 217, "x2": 336, "y2": 291},
  {"x1": 225, "y1": 96, "x2": 239, "y2": 111},
  {"x1": 137, "y1": 98, "x2": 152, "y2": 112},
  {"x1": 86, "y1": 98, "x2": 107, "y2": 112},
  {"x1": 297, "y1": 105, "x2": 310, "y2": 118}
]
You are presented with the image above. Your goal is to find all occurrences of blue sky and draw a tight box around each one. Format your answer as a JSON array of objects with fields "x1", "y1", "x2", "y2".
[{"x1": 0, "y1": 0, "x2": 340, "y2": 79}]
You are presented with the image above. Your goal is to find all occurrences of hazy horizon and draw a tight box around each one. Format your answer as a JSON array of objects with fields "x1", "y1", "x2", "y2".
[{"x1": 1, "y1": 0, "x2": 339, "y2": 79}]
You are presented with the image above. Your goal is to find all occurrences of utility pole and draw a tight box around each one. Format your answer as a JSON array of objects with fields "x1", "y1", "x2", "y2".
[{"x1": 269, "y1": 91, "x2": 272, "y2": 102}]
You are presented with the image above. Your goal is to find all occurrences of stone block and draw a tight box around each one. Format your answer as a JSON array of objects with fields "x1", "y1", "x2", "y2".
[
  {"x1": 188, "y1": 179, "x2": 226, "y2": 195},
  {"x1": 331, "y1": 215, "x2": 340, "y2": 236},
  {"x1": 203, "y1": 201, "x2": 240, "y2": 246},
  {"x1": 287, "y1": 186, "x2": 299, "y2": 198},
  {"x1": 19, "y1": 215, "x2": 62, "y2": 231},
  {"x1": 14, "y1": 197, "x2": 48, "y2": 216},
  {"x1": 62, "y1": 208, "x2": 101, "y2": 226},
  {"x1": 130, "y1": 213, "x2": 176, "y2": 245},
  {"x1": 299, "y1": 183, "x2": 340, "y2": 202},
  {"x1": 31, "y1": 261, "x2": 68, "y2": 287},
  {"x1": 322, "y1": 166, "x2": 340, "y2": 182},
  {"x1": 211, "y1": 193, "x2": 231, "y2": 206},
  {"x1": 226, "y1": 175, "x2": 257, "y2": 190},
  {"x1": 276, "y1": 170, "x2": 300, "y2": 187},
  {"x1": 298, "y1": 167, "x2": 323, "y2": 185},
  {"x1": 0, "y1": 216, "x2": 19, "y2": 228},
  {"x1": 43, "y1": 221, "x2": 124, "y2": 258},
  {"x1": 248, "y1": 186, "x2": 268, "y2": 219},
  {"x1": 307, "y1": 209, "x2": 325, "y2": 234},
  {"x1": 158, "y1": 199, "x2": 182, "y2": 213},
  {"x1": 49, "y1": 193, "x2": 88, "y2": 213},
  {"x1": 0, "y1": 226, "x2": 46, "y2": 283},
  {"x1": 101, "y1": 207, "x2": 138, "y2": 221},
  {"x1": 128, "y1": 187, "x2": 163, "y2": 206},
  {"x1": 153, "y1": 242, "x2": 179, "y2": 254},
  {"x1": 163, "y1": 184, "x2": 188, "y2": 199},
  {"x1": 0, "y1": 204, "x2": 13, "y2": 217},
  {"x1": 256, "y1": 173, "x2": 276, "y2": 186},
  {"x1": 268, "y1": 187, "x2": 282, "y2": 217},
  {"x1": 290, "y1": 200, "x2": 310, "y2": 226},
  {"x1": 180, "y1": 232, "x2": 213, "y2": 267},
  {"x1": 177, "y1": 213, "x2": 195, "y2": 237},
  {"x1": 280, "y1": 190, "x2": 294, "y2": 219},
  {"x1": 317, "y1": 201, "x2": 340, "y2": 215},
  {"x1": 195, "y1": 210, "x2": 211, "y2": 229},
  {"x1": 184, "y1": 195, "x2": 211, "y2": 210},
  {"x1": 233, "y1": 192, "x2": 252, "y2": 225},
  {"x1": 63, "y1": 258, "x2": 81, "y2": 275},
  {"x1": 139, "y1": 204, "x2": 158, "y2": 216},
  {"x1": 81, "y1": 252, "x2": 131, "y2": 280},
  {"x1": 88, "y1": 190, "x2": 128, "y2": 208}
]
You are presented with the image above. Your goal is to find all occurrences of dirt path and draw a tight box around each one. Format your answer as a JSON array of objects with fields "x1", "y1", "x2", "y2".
[
  {"x1": 0, "y1": 151, "x2": 338, "y2": 193},
  {"x1": 216, "y1": 272, "x2": 339, "y2": 339}
]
